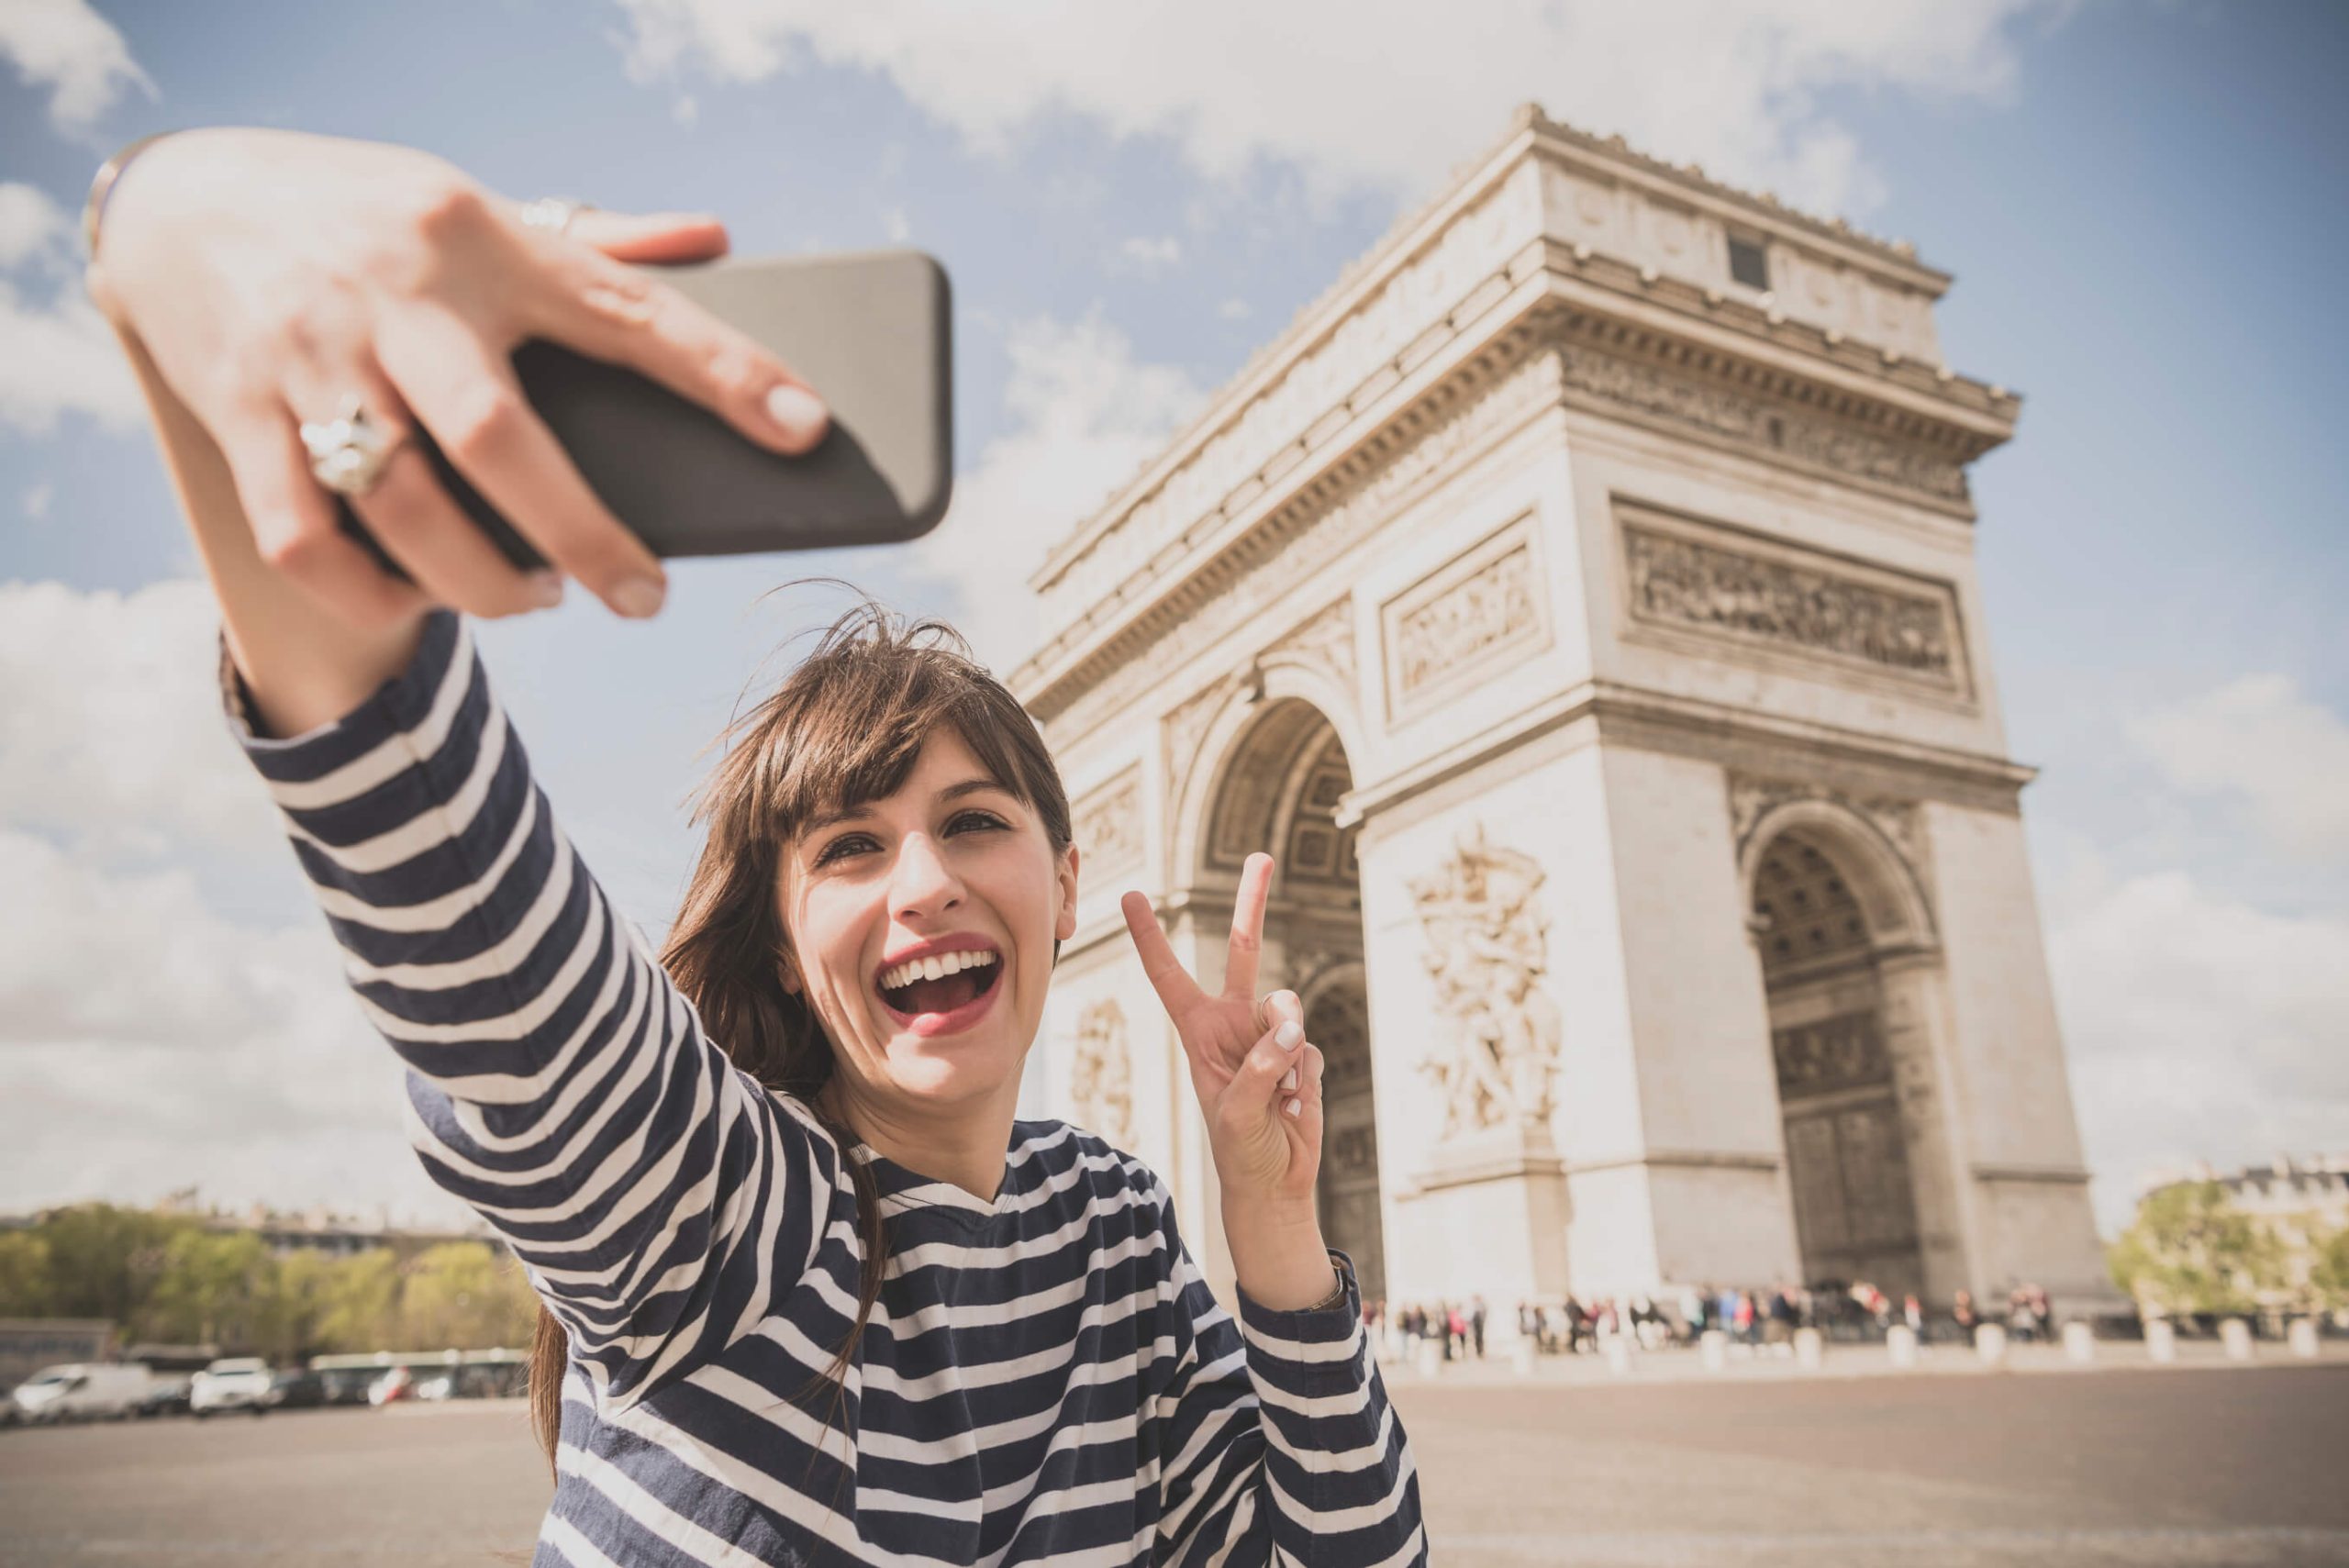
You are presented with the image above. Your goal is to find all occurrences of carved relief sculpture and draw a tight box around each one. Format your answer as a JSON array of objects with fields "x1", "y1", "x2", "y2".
[
  {"x1": 1408, "y1": 822, "x2": 1565, "y2": 1138},
  {"x1": 1394, "y1": 544, "x2": 1540, "y2": 698},
  {"x1": 1072, "y1": 769, "x2": 1143, "y2": 879},
  {"x1": 1623, "y1": 520, "x2": 1959, "y2": 686},
  {"x1": 1069, "y1": 999, "x2": 1136, "y2": 1150}
]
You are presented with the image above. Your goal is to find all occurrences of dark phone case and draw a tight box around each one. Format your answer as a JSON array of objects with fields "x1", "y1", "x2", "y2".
[{"x1": 335, "y1": 250, "x2": 952, "y2": 577}]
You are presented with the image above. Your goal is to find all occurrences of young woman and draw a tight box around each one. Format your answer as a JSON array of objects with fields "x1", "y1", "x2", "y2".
[{"x1": 85, "y1": 128, "x2": 1425, "y2": 1564}]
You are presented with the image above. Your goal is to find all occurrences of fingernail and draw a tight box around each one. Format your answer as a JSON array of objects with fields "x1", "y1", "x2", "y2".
[
  {"x1": 1284, "y1": 1099, "x2": 1302, "y2": 1119},
  {"x1": 611, "y1": 575, "x2": 665, "y2": 618},
  {"x1": 1280, "y1": 1067, "x2": 1298, "y2": 1092},
  {"x1": 1275, "y1": 1020, "x2": 1302, "y2": 1050},
  {"x1": 765, "y1": 383, "x2": 829, "y2": 445},
  {"x1": 524, "y1": 571, "x2": 564, "y2": 609}
]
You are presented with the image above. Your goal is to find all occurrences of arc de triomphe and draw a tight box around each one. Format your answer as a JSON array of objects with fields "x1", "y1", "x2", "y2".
[{"x1": 1009, "y1": 106, "x2": 2110, "y2": 1318}]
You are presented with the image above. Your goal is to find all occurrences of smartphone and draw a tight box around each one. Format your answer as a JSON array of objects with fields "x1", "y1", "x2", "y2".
[{"x1": 335, "y1": 249, "x2": 952, "y2": 577}]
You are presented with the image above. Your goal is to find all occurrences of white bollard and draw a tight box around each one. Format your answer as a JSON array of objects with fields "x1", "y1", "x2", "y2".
[
  {"x1": 2288, "y1": 1318, "x2": 2320, "y2": 1360},
  {"x1": 2220, "y1": 1318, "x2": 2254, "y2": 1362},
  {"x1": 2063, "y1": 1321, "x2": 2096, "y2": 1363},
  {"x1": 1509, "y1": 1336, "x2": 1536, "y2": 1375},
  {"x1": 1886, "y1": 1325, "x2": 1918, "y2": 1367},
  {"x1": 1415, "y1": 1337, "x2": 1442, "y2": 1378},
  {"x1": 1794, "y1": 1327, "x2": 1823, "y2": 1371},
  {"x1": 1604, "y1": 1333, "x2": 1632, "y2": 1376},
  {"x1": 1974, "y1": 1322, "x2": 2008, "y2": 1366},
  {"x1": 2145, "y1": 1318, "x2": 2177, "y2": 1364},
  {"x1": 1699, "y1": 1329, "x2": 1727, "y2": 1373}
]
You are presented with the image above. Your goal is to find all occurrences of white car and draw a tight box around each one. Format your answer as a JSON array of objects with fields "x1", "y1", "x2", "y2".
[
  {"x1": 189, "y1": 1357, "x2": 275, "y2": 1417},
  {"x1": 10, "y1": 1362, "x2": 152, "y2": 1423}
]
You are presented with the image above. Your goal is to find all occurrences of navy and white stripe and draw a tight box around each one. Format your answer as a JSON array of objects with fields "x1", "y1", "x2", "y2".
[{"x1": 222, "y1": 609, "x2": 1426, "y2": 1566}]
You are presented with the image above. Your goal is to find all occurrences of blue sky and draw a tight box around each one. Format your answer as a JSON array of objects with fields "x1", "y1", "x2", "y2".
[{"x1": 2, "y1": 0, "x2": 2343, "y2": 1234}]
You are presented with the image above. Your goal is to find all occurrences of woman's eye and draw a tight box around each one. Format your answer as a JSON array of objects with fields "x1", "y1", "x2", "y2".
[{"x1": 811, "y1": 813, "x2": 1002, "y2": 868}]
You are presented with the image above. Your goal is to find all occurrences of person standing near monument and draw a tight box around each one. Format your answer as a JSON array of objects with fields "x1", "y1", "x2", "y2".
[{"x1": 83, "y1": 125, "x2": 1426, "y2": 1567}]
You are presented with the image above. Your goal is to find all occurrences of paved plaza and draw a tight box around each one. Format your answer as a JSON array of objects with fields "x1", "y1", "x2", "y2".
[{"x1": 2, "y1": 1360, "x2": 2343, "y2": 1565}]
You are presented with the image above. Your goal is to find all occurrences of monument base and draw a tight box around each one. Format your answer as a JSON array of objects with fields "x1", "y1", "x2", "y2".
[{"x1": 1386, "y1": 1123, "x2": 1570, "y2": 1307}]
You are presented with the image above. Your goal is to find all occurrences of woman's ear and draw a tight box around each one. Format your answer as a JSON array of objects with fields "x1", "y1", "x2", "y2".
[{"x1": 1055, "y1": 842, "x2": 1080, "y2": 942}]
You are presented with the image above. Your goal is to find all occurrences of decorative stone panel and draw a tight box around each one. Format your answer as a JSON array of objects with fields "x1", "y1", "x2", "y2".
[
  {"x1": 1620, "y1": 502, "x2": 1973, "y2": 702},
  {"x1": 1381, "y1": 514, "x2": 1550, "y2": 719},
  {"x1": 1071, "y1": 767, "x2": 1142, "y2": 880}
]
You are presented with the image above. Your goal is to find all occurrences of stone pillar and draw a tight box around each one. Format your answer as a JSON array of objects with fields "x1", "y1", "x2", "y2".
[
  {"x1": 2145, "y1": 1318, "x2": 2177, "y2": 1364},
  {"x1": 1876, "y1": 955, "x2": 1982, "y2": 1301}
]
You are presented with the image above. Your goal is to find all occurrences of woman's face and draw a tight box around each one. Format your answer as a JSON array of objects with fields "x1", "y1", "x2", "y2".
[{"x1": 775, "y1": 727, "x2": 1077, "y2": 1120}]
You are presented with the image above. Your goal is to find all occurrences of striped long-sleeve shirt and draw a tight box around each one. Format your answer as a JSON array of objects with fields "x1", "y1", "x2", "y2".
[{"x1": 220, "y1": 608, "x2": 1426, "y2": 1567}]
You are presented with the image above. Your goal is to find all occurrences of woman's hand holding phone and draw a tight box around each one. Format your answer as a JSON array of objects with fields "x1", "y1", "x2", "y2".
[{"x1": 86, "y1": 126, "x2": 829, "y2": 628}]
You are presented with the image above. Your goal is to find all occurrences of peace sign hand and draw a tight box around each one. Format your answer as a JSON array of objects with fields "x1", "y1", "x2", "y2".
[{"x1": 1119, "y1": 851, "x2": 1324, "y2": 1208}]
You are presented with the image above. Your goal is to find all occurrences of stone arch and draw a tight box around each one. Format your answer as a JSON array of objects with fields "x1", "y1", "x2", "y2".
[
  {"x1": 1176, "y1": 684, "x2": 1385, "y2": 1302},
  {"x1": 1166, "y1": 658, "x2": 1370, "y2": 888},
  {"x1": 1737, "y1": 796, "x2": 1936, "y2": 962},
  {"x1": 1742, "y1": 801, "x2": 1947, "y2": 1299}
]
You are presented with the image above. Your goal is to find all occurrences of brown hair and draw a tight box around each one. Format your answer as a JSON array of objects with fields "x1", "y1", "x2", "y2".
[{"x1": 527, "y1": 590, "x2": 1074, "y2": 1468}]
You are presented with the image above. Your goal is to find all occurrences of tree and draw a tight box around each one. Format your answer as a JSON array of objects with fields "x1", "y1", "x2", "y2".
[
  {"x1": 0, "y1": 1232, "x2": 55, "y2": 1318},
  {"x1": 313, "y1": 1249, "x2": 402, "y2": 1353},
  {"x1": 2107, "y1": 1181, "x2": 2286, "y2": 1317},
  {"x1": 137, "y1": 1230, "x2": 279, "y2": 1351},
  {"x1": 2309, "y1": 1227, "x2": 2349, "y2": 1311},
  {"x1": 399, "y1": 1242, "x2": 537, "y2": 1350}
]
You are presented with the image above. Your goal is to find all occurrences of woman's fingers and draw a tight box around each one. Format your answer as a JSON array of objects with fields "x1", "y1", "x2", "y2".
[
  {"x1": 217, "y1": 399, "x2": 429, "y2": 628},
  {"x1": 1120, "y1": 891, "x2": 1207, "y2": 1021},
  {"x1": 566, "y1": 207, "x2": 730, "y2": 265},
  {"x1": 1222, "y1": 851, "x2": 1275, "y2": 1002},
  {"x1": 286, "y1": 365, "x2": 561, "y2": 620},
  {"x1": 522, "y1": 239, "x2": 829, "y2": 457},
  {"x1": 374, "y1": 305, "x2": 669, "y2": 618},
  {"x1": 1252, "y1": 988, "x2": 1303, "y2": 1037}
]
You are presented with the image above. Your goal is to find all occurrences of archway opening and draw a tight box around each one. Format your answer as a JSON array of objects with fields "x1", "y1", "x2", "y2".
[
  {"x1": 1752, "y1": 828, "x2": 1926, "y2": 1300},
  {"x1": 1199, "y1": 698, "x2": 1386, "y2": 1301}
]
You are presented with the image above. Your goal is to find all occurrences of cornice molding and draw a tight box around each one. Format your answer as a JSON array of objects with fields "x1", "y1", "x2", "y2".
[{"x1": 1331, "y1": 678, "x2": 2037, "y2": 840}]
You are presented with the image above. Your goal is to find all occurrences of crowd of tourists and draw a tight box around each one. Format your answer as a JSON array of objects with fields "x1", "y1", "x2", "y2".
[{"x1": 1360, "y1": 1279, "x2": 2059, "y2": 1360}]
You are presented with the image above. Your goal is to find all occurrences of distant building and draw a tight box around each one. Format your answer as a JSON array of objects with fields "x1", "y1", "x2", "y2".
[
  {"x1": 157, "y1": 1194, "x2": 496, "y2": 1260},
  {"x1": 2139, "y1": 1155, "x2": 2349, "y2": 1304}
]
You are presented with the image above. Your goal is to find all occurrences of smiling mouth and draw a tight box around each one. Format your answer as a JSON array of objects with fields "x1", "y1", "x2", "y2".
[{"x1": 874, "y1": 951, "x2": 1003, "y2": 1023}]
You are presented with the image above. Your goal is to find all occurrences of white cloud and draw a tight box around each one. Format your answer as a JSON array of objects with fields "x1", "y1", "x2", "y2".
[
  {"x1": 883, "y1": 206, "x2": 911, "y2": 244},
  {"x1": 21, "y1": 481, "x2": 53, "y2": 521},
  {"x1": 1217, "y1": 297, "x2": 1251, "y2": 321},
  {"x1": 0, "y1": 579, "x2": 286, "y2": 860},
  {"x1": 905, "y1": 314, "x2": 1202, "y2": 672},
  {"x1": 1115, "y1": 234, "x2": 1181, "y2": 272},
  {"x1": 0, "y1": 0, "x2": 155, "y2": 134},
  {"x1": 0, "y1": 828, "x2": 456, "y2": 1220},
  {"x1": 0, "y1": 184, "x2": 143, "y2": 433},
  {"x1": 2128, "y1": 674, "x2": 2349, "y2": 862},
  {"x1": 0, "y1": 181, "x2": 72, "y2": 268},
  {"x1": 2043, "y1": 856, "x2": 2349, "y2": 1234},
  {"x1": 611, "y1": 0, "x2": 2046, "y2": 215}
]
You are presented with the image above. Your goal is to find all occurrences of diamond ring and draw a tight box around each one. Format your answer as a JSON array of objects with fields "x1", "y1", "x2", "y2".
[
  {"x1": 518, "y1": 195, "x2": 596, "y2": 237},
  {"x1": 299, "y1": 395, "x2": 404, "y2": 498}
]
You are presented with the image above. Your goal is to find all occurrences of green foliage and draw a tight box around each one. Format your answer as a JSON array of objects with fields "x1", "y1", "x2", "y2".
[
  {"x1": 2107, "y1": 1181, "x2": 2288, "y2": 1316},
  {"x1": 0, "y1": 1204, "x2": 534, "y2": 1359},
  {"x1": 2309, "y1": 1228, "x2": 2349, "y2": 1309},
  {"x1": 0, "y1": 1232, "x2": 57, "y2": 1318}
]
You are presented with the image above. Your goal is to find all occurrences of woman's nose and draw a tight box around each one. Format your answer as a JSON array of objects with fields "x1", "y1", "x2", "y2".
[{"x1": 888, "y1": 832, "x2": 963, "y2": 916}]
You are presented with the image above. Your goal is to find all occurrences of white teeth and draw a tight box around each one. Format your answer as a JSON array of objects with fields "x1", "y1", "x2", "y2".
[{"x1": 879, "y1": 949, "x2": 999, "y2": 994}]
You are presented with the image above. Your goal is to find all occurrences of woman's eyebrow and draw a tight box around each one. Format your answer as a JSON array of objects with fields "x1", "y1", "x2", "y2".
[{"x1": 800, "y1": 777, "x2": 1011, "y2": 839}]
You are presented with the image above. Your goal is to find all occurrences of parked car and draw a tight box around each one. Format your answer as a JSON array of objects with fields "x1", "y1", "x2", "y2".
[
  {"x1": 366, "y1": 1365, "x2": 416, "y2": 1407},
  {"x1": 189, "y1": 1357, "x2": 275, "y2": 1418},
  {"x1": 9, "y1": 1362, "x2": 152, "y2": 1423},
  {"x1": 135, "y1": 1373, "x2": 194, "y2": 1418},
  {"x1": 266, "y1": 1369, "x2": 325, "y2": 1409},
  {"x1": 317, "y1": 1367, "x2": 375, "y2": 1407}
]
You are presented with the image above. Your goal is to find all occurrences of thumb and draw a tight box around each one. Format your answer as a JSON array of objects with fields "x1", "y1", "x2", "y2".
[{"x1": 568, "y1": 208, "x2": 733, "y2": 265}]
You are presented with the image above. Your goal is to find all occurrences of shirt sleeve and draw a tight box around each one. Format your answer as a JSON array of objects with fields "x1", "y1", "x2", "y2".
[
  {"x1": 1150, "y1": 1193, "x2": 1426, "y2": 1566},
  {"x1": 218, "y1": 609, "x2": 847, "y2": 1408}
]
